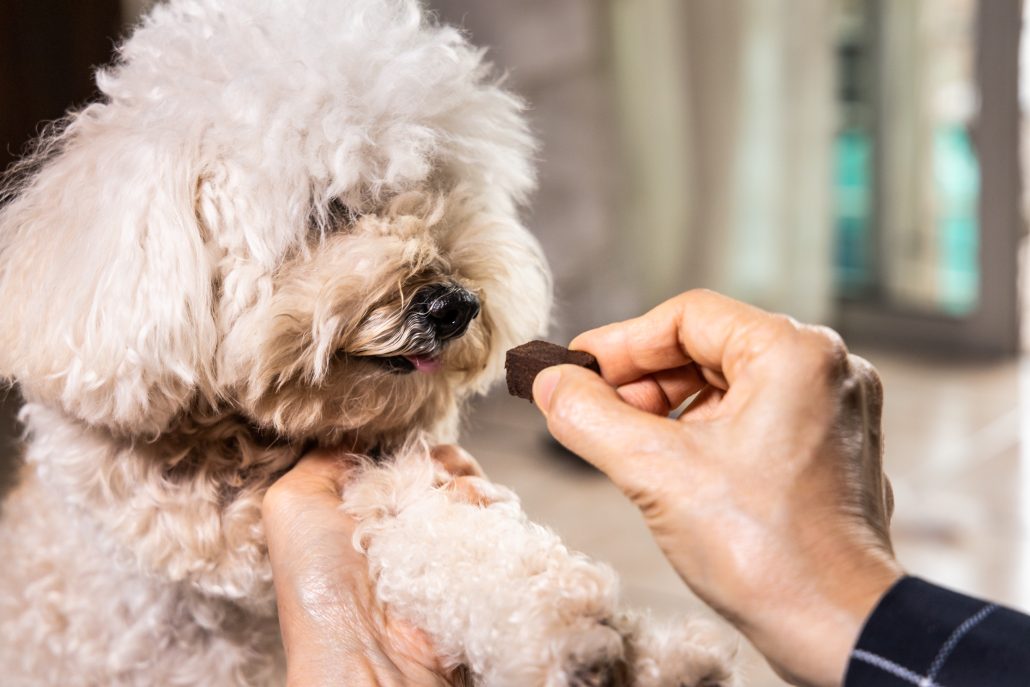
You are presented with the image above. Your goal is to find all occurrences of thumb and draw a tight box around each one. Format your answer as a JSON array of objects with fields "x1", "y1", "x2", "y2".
[{"x1": 533, "y1": 365, "x2": 682, "y2": 494}]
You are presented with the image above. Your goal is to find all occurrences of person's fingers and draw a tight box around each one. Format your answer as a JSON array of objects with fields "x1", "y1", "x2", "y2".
[
  {"x1": 699, "y1": 367, "x2": 729, "y2": 391},
  {"x1": 445, "y1": 476, "x2": 493, "y2": 507},
  {"x1": 570, "y1": 314, "x2": 693, "y2": 386},
  {"x1": 430, "y1": 444, "x2": 485, "y2": 478},
  {"x1": 614, "y1": 364, "x2": 706, "y2": 416},
  {"x1": 533, "y1": 364, "x2": 687, "y2": 496},
  {"x1": 570, "y1": 289, "x2": 798, "y2": 388}
]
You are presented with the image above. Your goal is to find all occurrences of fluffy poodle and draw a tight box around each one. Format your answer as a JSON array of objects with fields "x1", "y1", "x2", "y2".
[{"x1": 0, "y1": 1, "x2": 735, "y2": 685}]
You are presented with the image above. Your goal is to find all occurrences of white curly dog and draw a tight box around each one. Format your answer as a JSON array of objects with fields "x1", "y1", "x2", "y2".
[{"x1": 0, "y1": 1, "x2": 735, "y2": 685}]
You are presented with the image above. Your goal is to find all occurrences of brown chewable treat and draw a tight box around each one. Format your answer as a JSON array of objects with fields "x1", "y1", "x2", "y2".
[{"x1": 505, "y1": 340, "x2": 601, "y2": 402}]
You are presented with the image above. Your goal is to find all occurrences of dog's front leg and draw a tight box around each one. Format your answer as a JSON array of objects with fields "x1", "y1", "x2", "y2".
[{"x1": 341, "y1": 447, "x2": 628, "y2": 687}]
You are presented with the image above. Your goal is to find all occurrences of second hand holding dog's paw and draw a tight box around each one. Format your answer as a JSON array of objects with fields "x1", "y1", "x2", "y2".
[{"x1": 265, "y1": 450, "x2": 464, "y2": 687}]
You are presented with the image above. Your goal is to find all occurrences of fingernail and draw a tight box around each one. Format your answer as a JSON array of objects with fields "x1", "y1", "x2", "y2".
[{"x1": 532, "y1": 366, "x2": 561, "y2": 412}]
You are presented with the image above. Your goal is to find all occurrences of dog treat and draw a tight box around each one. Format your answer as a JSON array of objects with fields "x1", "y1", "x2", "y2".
[{"x1": 505, "y1": 340, "x2": 600, "y2": 401}]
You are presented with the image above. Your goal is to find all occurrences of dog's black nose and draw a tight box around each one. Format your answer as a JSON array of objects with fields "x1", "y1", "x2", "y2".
[{"x1": 413, "y1": 284, "x2": 480, "y2": 342}]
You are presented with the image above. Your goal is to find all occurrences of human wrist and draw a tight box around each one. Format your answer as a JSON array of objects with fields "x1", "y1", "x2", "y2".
[{"x1": 739, "y1": 552, "x2": 902, "y2": 686}]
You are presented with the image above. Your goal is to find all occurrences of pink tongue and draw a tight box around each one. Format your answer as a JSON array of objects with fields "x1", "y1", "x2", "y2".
[{"x1": 406, "y1": 355, "x2": 442, "y2": 373}]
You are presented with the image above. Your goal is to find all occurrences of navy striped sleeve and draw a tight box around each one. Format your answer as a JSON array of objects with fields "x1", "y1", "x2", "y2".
[{"x1": 844, "y1": 576, "x2": 1030, "y2": 686}]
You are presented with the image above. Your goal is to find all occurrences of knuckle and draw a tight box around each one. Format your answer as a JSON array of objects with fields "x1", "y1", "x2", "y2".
[
  {"x1": 430, "y1": 443, "x2": 459, "y2": 466},
  {"x1": 799, "y1": 325, "x2": 849, "y2": 371},
  {"x1": 683, "y1": 287, "x2": 716, "y2": 300},
  {"x1": 676, "y1": 288, "x2": 724, "y2": 311},
  {"x1": 847, "y1": 352, "x2": 880, "y2": 382},
  {"x1": 451, "y1": 449, "x2": 484, "y2": 478},
  {"x1": 806, "y1": 324, "x2": 847, "y2": 353},
  {"x1": 848, "y1": 353, "x2": 884, "y2": 400},
  {"x1": 747, "y1": 314, "x2": 801, "y2": 362},
  {"x1": 884, "y1": 475, "x2": 896, "y2": 521},
  {"x1": 755, "y1": 318, "x2": 851, "y2": 383},
  {"x1": 766, "y1": 312, "x2": 798, "y2": 334},
  {"x1": 765, "y1": 314, "x2": 803, "y2": 346}
]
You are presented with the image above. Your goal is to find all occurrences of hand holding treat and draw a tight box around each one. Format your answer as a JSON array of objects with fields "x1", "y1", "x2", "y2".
[{"x1": 520, "y1": 290, "x2": 902, "y2": 687}]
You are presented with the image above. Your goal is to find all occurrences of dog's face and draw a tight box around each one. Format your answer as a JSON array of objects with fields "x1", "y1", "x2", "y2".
[
  {"x1": 0, "y1": 0, "x2": 550, "y2": 443},
  {"x1": 224, "y1": 186, "x2": 544, "y2": 445}
]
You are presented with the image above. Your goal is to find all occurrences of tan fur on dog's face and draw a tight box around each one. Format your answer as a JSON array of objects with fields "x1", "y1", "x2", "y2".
[{"x1": 223, "y1": 190, "x2": 507, "y2": 446}]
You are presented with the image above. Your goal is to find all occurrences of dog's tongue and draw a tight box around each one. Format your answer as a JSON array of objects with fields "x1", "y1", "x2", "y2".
[{"x1": 405, "y1": 354, "x2": 442, "y2": 373}]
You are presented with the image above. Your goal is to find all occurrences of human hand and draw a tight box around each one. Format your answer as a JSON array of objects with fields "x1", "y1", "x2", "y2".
[
  {"x1": 531, "y1": 290, "x2": 902, "y2": 687},
  {"x1": 262, "y1": 445, "x2": 484, "y2": 687}
]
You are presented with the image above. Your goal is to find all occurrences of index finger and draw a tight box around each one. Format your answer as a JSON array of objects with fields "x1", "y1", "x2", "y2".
[{"x1": 570, "y1": 289, "x2": 795, "y2": 387}]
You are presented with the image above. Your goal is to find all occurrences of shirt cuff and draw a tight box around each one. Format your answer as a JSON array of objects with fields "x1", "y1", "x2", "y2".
[{"x1": 844, "y1": 576, "x2": 1030, "y2": 687}]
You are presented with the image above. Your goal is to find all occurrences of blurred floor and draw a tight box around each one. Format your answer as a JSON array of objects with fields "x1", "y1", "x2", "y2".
[{"x1": 462, "y1": 347, "x2": 1030, "y2": 687}]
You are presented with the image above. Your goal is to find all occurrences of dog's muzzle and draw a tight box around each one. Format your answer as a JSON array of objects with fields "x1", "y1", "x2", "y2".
[{"x1": 374, "y1": 283, "x2": 480, "y2": 374}]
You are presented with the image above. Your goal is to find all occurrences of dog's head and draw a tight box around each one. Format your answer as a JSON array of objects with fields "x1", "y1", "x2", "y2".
[{"x1": 0, "y1": 0, "x2": 550, "y2": 444}]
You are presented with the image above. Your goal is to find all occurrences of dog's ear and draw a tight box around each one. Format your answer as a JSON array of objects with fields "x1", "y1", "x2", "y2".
[{"x1": 0, "y1": 109, "x2": 217, "y2": 434}]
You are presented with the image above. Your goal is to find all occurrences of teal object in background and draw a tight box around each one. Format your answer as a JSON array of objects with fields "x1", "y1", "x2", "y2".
[
  {"x1": 832, "y1": 124, "x2": 980, "y2": 315},
  {"x1": 934, "y1": 124, "x2": 980, "y2": 316},
  {"x1": 834, "y1": 128, "x2": 873, "y2": 296}
]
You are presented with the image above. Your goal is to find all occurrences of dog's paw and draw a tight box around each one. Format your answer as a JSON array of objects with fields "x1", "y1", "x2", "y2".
[
  {"x1": 569, "y1": 658, "x2": 629, "y2": 687},
  {"x1": 615, "y1": 613, "x2": 738, "y2": 687},
  {"x1": 554, "y1": 620, "x2": 628, "y2": 687}
]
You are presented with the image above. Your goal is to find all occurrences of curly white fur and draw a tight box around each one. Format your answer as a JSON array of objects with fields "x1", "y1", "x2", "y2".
[
  {"x1": 344, "y1": 447, "x2": 624, "y2": 686},
  {"x1": 0, "y1": 1, "x2": 735, "y2": 685}
]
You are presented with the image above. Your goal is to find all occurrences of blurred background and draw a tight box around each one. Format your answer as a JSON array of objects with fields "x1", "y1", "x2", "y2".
[{"x1": 1, "y1": 1, "x2": 1028, "y2": 684}]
